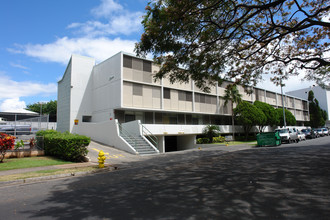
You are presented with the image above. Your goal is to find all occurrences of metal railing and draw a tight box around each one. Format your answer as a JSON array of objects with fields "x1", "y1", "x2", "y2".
[
  {"x1": 117, "y1": 122, "x2": 138, "y2": 149},
  {"x1": 140, "y1": 122, "x2": 158, "y2": 148}
]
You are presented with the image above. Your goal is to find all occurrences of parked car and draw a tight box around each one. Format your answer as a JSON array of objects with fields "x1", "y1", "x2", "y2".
[
  {"x1": 297, "y1": 131, "x2": 306, "y2": 141},
  {"x1": 315, "y1": 128, "x2": 324, "y2": 137},
  {"x1": 301, "y1": 128, "x2": 316, "y2": 139},
  {"x1": 312, "y1": 128, "x2": 320, "y2": 138},
  {"x1": 0, "y1": 125, "x2": 32, "y2": 135},
  {"x1": 275, "y1": 128, "x2": 299, "y2": 143},
  {"x1": 322, "y1": 128, "x2": 329, "y2": 136}
]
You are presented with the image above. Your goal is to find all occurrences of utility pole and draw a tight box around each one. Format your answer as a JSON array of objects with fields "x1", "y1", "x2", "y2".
[{"x1": 280, "y1": 79, "x2": 286, "y2": 128}]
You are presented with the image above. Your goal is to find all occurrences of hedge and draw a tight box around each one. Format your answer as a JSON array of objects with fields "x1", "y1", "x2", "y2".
[{"x1": 36, "y1": 130, "x2": 90, "y2": 162}]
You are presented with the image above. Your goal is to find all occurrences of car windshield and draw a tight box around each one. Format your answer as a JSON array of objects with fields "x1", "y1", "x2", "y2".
[{"x1": 278, "y1": 129, "x2": 288, "y2": 133}]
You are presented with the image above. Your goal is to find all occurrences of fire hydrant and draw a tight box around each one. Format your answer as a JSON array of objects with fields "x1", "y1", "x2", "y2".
[{"x1": 98, "y1": 150, "x2": 106, "y2": 168}]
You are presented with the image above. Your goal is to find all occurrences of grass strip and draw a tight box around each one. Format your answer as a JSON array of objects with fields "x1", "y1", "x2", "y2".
[
  {"x1": 0, "y1": 156, "x2": 73, "y2": 171},
  {"x1": 0, "y1": 166, "x2": 100, "y2": 182}
]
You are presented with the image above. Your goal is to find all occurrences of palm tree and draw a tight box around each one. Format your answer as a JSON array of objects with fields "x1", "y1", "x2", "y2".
[{"x1": 223, "y1": 84, "x2": 242, "y2": 140}]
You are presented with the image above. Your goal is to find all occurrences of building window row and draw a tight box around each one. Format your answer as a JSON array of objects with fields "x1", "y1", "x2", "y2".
[
  {"x1": 115, "y1": 110, "x2": 232, "y2": 125},
  {"x1": 123, "y1": 55, "x2": 152, "y2": 72}
]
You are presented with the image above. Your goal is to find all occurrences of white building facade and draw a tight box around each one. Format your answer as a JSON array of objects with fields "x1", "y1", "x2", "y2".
[
  {"x1": 287, "y1": 86, "x2": 330, "y2": 127},
  {"x1": 58, "y1": 52, "x2": 309, "y2": 154}
]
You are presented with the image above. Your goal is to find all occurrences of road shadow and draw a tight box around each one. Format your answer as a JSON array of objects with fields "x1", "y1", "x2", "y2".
[{"x1": 27, "y1": 144, "x2": 330, "y2": 219}]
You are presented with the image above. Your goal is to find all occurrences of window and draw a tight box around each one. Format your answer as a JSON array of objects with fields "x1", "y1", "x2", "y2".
[
  {"x1": 144, "y1": 112, "x2": 153, "y2": 124},
  {"x1": 178, "y1": 91, "x2": 185, "y2": 101},
  {"x1": 186, "y1": 92, "x2": 192, "y2": 101},
  {"x1": 143, "y1": 60, "x2": 152, "y2": 72},
  {"x1": 200, "y1": 94, "x2": 205, "y2": 103},
  {"x1": 178, "y1": 114, "x2": 185, "y2": 124},
  {"x1": 133, "y1": 84, "x2": 143, "y2": 96},
  {"x1": 155, "y1": 113, "x2": 163, "y2": 124},
  {"x1": 195, "y1": 93, "x2": 200, "y2": 102},
  {"x1": 205, "y1": 95, "x2": 211, "y2": 104},
  {"x1": 123, "y1": 55, "x2": 132, "y2": 68},
  {"x1": 164, "y1": 88, "x2": 171, "y2": 99},
  {"x1": 132, "y1": 58, "x2": 143, "y2": 71},
  {"x1": 82, "y1": 116, "x2": 92, "y2": 122}
]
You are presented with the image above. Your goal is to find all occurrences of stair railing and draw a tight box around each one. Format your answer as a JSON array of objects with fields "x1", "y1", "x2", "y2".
[
  {"x1": 140, "y1": 122, "x2": 158, "y2": 148},
  {"x1": 117, "y1": 122, "x2": 138, "y2": 149}
]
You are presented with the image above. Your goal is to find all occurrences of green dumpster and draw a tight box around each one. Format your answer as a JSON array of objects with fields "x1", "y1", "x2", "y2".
[{"x1": 257, "y1": 131, "x2": 281, "y2": 147}]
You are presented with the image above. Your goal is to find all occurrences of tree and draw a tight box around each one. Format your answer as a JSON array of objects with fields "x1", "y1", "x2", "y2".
[
  {"x1": 275, "y1": 108, "x2": 296, "y2": 127},
  {"x1": 234, "y1": 101, "x2": 266, "y2": 140},
  {"x1": 308, "y1": 90, "x2": 326, "y2": 127},
  {"x1": 136, "y1": 0, "x2": 330, "y2": 91},
  {"x1": 202, "y1": 125, "x2": 221, "y2": 143},
  {"x1": 254, "y1": 101, "x2": 279, "y2": 132},
  {"x1": 223, "y1": 84, "x2": 242, "y2": 140},
  {"x1": 26, "y1": 100, "x2": 57, "y2": 120}
]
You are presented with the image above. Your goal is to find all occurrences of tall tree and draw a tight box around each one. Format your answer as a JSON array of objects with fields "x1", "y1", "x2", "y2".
[
  {"x1": 254, "y1": 101, "x2": 279, "y2": 132},
  {"x1": 136, "y1": 0, "x2": 330, "y2": 91},
  {"x1": 308, "y1": 90, "x2": 325, "y2": 127},
  {"x1": 25, "y1": 100, "x2": 57, "y2": 118},
  {"x1": 224, "y1": 84, "x2": 242, "y2": 140},
  {"x1": 234, "y1": 101, "x2": 266, "y2": 140},
  {"x1": 275, "y1": 108, "x2": 296, "y2": 127}
]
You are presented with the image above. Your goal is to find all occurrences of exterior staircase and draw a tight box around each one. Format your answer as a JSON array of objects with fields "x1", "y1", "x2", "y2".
[
  {"x1": 123, "y1": 135, "x2": 158, "y2": 155},
  {"x1": 118, "y1": 122, "x2": 159, "y2": 155}
]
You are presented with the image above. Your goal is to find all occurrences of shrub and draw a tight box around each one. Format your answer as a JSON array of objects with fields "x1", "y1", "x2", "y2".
[
  {"x1": 0, "y1": 133, "x2": 16, "y2": 163},
  {"x1": 196, "y1": 137, "x2": 210, "y2": 144},
  {"x1": 38, "y1": 130, "x2": 90, "y2": 162},
  {"x1": 212, "y1": 136, "x2": 226, "y2": 143}
]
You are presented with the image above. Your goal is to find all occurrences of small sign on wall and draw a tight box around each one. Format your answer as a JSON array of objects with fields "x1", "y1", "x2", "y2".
[{"x1": 74, "y1": 119, "x2": 79, "y2": 125}]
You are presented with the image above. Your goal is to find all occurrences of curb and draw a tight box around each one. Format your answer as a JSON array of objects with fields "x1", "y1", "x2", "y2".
[{"x1": 0, "y1": 165, "x2": 118, "y2": 187}]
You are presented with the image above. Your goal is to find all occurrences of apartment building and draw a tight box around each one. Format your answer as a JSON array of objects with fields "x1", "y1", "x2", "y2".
[{"x1": 57, "y1": 52, "x2": 309, "y2": 154}]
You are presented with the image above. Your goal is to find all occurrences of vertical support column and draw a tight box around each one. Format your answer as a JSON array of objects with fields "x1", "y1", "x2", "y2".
[{"x1": 157, "y1": 135, "x2": 165, "y2": 153}]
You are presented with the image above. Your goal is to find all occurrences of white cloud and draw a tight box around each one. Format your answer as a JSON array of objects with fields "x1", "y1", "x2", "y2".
[
  {"x1": 10, "y1": 37, "x2": 137, "y2": 65},
  {"x1": 68, "y1": 0, "x2": 143, "y2": 37},
  {"x1": 91, "y1": 0, "x2": 124, "y2": 18},
  {"x1": 0, "y1": 98, "x2": 26, "y2": 112},
  {"x1": 10, "y1": 62, "x2": 29, "y2": 70},
  {"x1": 0, "y1": 74, "x2": 57, "y2": 100}
]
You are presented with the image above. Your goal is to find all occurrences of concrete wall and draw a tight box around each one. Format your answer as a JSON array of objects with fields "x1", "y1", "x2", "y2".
[
  {"x1": 72, "y1": 120, "x2": 137, "y2": 154},
  {"x1": 92, "y1": 53, "x2": 122, "y2": 122},
  {"x1": 57, "y1": 59, "x2": 72, "y2": 132},
  {"x1": 177, "y1": 135, "x2": 196, "y2": 151},
  {"x1": 71, "y1": 55, "x2": 96, "y2": 130}
]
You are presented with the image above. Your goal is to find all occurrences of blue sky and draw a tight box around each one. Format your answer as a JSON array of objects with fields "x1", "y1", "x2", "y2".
[{"x1": 0, "y1": 0, "x2": 315, "y2": 112}]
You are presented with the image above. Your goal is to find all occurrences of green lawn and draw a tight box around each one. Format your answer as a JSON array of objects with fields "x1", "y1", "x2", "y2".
[{"x1": 0, "y1": 156, "x2": 73, "y2": 171}]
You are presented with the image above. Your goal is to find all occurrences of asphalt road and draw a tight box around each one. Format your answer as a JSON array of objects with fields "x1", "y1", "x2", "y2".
[{"x1": 1, "y1": 136, "x2": 330, "y2": 220}]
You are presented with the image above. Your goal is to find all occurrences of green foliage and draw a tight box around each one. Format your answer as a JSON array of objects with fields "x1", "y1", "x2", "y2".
[
  {"x1": 212, "y1": 136, "x2": 226, "y2": 143},
  {"x1": 202, "y1": 125, "x2": 220, "y2": 143},
  {"x1": 308, "y1": 90, "x2": 326, "y2": 127},
  {"x1": 234, "y1": 101, "x2": 266, "y2": 140},
  {"x1": 136, "y1": 0, "x2": 329, "y2": 91},
  {"x1": 15, "y1": 140, "x2": 25, "y2": 150},
  {"x1": 254, "y1": 101, "x2": 279, "y2": 132},
  {"x1": 26, "y1": 100, "x2": 57, "y2": 116},
  {"x1": 196, "y1": 138, "x2": 210, "y2": 144},
  {"x1": 275, "y1": 108, "x2": 296, "y2": 126},
  {"x1": 38, "y1": 130, "x2": 90, "y2": 162},
  {"x1": 223, "y1": 84, "x2": 242, "y2": 140}
]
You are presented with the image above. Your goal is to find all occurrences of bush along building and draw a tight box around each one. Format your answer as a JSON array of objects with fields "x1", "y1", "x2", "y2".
[{"x1": 57, "y1": 52, "x2": 310, "y2": 154}]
